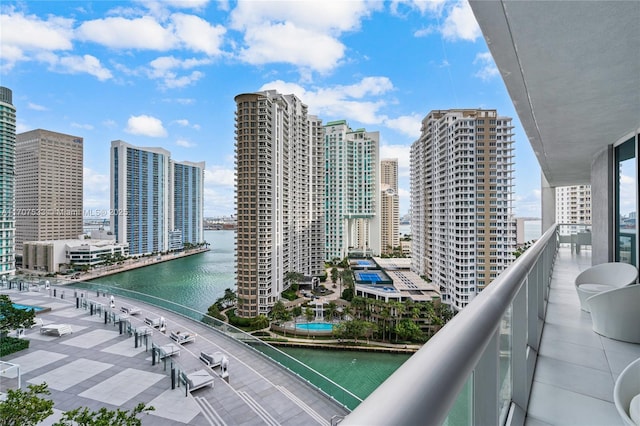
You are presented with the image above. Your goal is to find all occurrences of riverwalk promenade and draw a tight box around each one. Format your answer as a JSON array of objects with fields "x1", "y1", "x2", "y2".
[
  {"x1": 72, "y1": 247, "x2": 210, "y2": 282},
  {"x1": 0, "y1": 287, "x2": 350, "y2": 425}
]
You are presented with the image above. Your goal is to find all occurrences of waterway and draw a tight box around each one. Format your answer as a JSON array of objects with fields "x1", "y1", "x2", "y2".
[{"x1": 88, "y1": 230, "x2": 410, "y2": 402}]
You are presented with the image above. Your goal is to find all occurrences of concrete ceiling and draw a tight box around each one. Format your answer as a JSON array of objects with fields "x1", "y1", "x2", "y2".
[{"x1": 470, "y1": 0, "x2": 640, "y2": 187}]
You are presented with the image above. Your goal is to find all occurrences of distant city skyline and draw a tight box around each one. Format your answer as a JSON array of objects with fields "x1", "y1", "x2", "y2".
[{"x1": 1, "y1": 1, "x2": 542, "y2": 219}]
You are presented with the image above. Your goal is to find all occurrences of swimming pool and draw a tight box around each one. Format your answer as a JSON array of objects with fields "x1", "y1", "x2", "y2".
[
  {"x1": 296, "y1": 322, "x2": 335, "y2": 331},
  {"x1": 13, "y1": 303, "x2": 46, "y2": 312}
]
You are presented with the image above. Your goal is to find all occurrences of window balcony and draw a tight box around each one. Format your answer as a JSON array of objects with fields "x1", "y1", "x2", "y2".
[{"x1": 342, "y1": 224, "x2": 639, "y2": 425}]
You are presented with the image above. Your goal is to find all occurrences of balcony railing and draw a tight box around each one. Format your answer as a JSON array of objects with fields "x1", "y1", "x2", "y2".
[{"x1": 342, "y1": 224, "x2": 559, "y2": 426}]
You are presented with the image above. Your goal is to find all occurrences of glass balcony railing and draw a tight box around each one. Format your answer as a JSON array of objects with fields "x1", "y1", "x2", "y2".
[
  {"x1": 0, "y1": 277, "x2": 363, "y2": 411},
  {"x1": 342, "y1": 224, "x2": 559, "y2": 425}
]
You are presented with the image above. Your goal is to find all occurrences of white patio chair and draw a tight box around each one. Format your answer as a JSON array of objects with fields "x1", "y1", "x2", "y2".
[
  {"x1": 614, "y1": 357, "x2": 640, "y2": 425},
  {"x1": 575, "y1": 262, "x2": 638, "y2": 312},
  {"x1": 587, "y1": 284, "x2": 640, "y2": 344}
]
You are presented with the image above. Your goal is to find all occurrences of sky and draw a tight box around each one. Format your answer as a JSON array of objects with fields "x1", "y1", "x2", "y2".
[{"x1": 1, "y1": 0, "x2": 542, "y2": 219}]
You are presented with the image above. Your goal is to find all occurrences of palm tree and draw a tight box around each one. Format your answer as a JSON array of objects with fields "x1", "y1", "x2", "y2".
[{"x1": 326, "y1": 301, "x2": 337, "y2": 321}]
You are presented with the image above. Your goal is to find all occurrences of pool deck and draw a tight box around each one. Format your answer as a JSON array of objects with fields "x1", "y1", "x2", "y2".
[{"x1": 0, "y1": 288, "x2": 350, "y2": 425}]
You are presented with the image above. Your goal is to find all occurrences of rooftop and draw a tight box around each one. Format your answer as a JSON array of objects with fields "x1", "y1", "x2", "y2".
[{"x1": 0, "y1": 287, "x2": 349, "y2": 425}]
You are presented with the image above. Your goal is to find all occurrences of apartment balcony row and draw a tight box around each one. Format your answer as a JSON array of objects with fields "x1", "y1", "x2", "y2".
[{"x1": 343, "y1": 224, "x2": 639, "y2": 425}]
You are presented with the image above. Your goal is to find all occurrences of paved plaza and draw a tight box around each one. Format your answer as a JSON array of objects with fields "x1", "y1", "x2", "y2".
[{"x1": 0, "y1": 287, "x2": 350, "y2": 425}]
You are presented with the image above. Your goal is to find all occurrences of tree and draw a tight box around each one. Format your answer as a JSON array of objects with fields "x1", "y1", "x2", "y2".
[
  {"x1": 250, "y1": 315, "x2": 270, "y2": 330},
  {"x1": 270, "y1": 300, "x2": 290, "y2": 323},
  {"x1": 53, "y1": 402, "x2": 154, "y2": 426},
  {"x1": 304, "y1": 307, "x2": 315, "y2": 323},
  {"x1": 395, "y1": 319, "x2": 423, "y2": 342},
  {"x1": 285, "y1": 271, "x2": 305, "y2": 291},
  {"x1": 326, "y1": 301, "x2": 337, "y2": 321},
  {"x1": 0, "y1": 383, "x2": 54, "y2": 426},
  {"x1": 0, "y1": 294, "x2": 35, "y2": 337},
  {"x1": 330, "y1": 267, "x2": 339, "y2": 285}
]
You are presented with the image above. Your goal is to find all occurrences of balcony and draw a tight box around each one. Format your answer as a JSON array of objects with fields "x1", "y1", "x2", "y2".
[{"x1": 343, "y1": 225, "x2": 639, "y2": 425}]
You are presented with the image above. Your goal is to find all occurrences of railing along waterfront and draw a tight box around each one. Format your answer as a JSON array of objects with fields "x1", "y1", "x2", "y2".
[
  {"x1": 11, "y1": 279, "x2": 363, "y2": 410},
  {"x1": 343, "y1": 224, "x2": 559, "y2": 426}
]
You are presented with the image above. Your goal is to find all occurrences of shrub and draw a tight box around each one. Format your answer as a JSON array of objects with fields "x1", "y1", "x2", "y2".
[{"x1": 0, "y1": 336, "x2": 30, "y2": 357}]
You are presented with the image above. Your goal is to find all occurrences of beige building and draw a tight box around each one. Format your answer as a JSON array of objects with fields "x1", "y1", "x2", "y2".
[
  {"x1": 380, "y1": 159, "x2": 399, "y2": 255},
  {"x1": 556, "y1": 185, "x2": 592, "y2": 225},
  {"x1": 15, "y1": 129, "x2": 83, "y2": 252},
  {"x1": 234, "y1": 90, "x2": 325, "y2": 317},
  {"x1": 410, "y1": 109, "x2": 516, "y2": 311},
  {"x1": 23, "y1": 238, "x2": 129, "y2": 273}
]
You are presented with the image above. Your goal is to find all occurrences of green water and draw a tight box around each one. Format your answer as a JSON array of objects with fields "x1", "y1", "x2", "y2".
[
  {"x1": 279, "y1": 347, "x2": 410, "y2": 400},
  {"x1": 87, "y1": 230, "x2": 411, "y2": 402},
  {"x1": 88, "y1": 230, "x2": 235, "y2": 313}
]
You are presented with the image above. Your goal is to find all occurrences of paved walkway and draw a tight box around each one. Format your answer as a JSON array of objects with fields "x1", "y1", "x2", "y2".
[{"x1": 1, "y1": 288, "x2": 350, "y2": 425}]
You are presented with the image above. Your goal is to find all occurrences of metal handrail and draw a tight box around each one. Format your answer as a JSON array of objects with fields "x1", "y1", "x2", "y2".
[{"x1": 342, "y1": 224, "x2": 558, "y2": 425}]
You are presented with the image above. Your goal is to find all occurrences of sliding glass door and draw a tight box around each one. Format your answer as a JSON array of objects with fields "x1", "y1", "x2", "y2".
[{"x1": 614, "y1": 135, "x2": 638, "y2": 267}]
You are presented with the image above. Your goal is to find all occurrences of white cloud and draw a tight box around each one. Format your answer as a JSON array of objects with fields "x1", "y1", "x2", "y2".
[
  {"x1": 56, "y1": 54, "x2": 113, "y2": 81},
  {"x1": 384, "y1": 113, "x2": 423, "y2": 138},
  {"x1": 513, "y1": 189, "x2": 541, "y2": 218},
  {"x1": 176, "y1": 138, "x2": 196, "y2": 148},
  {"x1": 171, "y1": 13, "x2": 226, "y2": 55},
  {"x1": 83, "y1": 167, "x2": 110, "y2": 213},
  {"x1": 148, "y1": 56, "x2": 210, "y2": 88},
  {"x1": 203, "y1": 165, "x2": 235, "y2": 216},
  {"x1": 103, "y1": 119, "x2": 118, "y2": 128},
  {"x1": 473, "y1": 51, "x2": 499, "y2": 81},
  {"x1": 441, "y1": 0, "x2": 481, "y2": 42},
  {"x1": 260, "y1": 77, "x2": 395, "y2": 125},
  {"x1": 380, "y1": 144, "x2": 411, "y2": 177},
  {"x1": 172, "y1": 119, "x2": 200, "y2": 130},
  {"x1": 0, "y1": 10, "x2": 74, "y2": 69},
  {"x1": 71, "y1": 122, "x2": 94, "y2": 130},
  {"x1": 238, "y1": 22, "x2": 345, "y2": 73},
  {"x1": 390, "y1": 0, "x2": 446, "y2": 16},
  {"x1": 125, "y1": 114, "x2": 167, "y2": 137},
  {"x1": 230, "y1": 0, "x2": 380, "y2": 74},
  {"x1": 77, "y1": 16, "x2": 176, "y2": 50},
  {"x1": 28, "y1": 102, "x2": 48, "y2": 111}
]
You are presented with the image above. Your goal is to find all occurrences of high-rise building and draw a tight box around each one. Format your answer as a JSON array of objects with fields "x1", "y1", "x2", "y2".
[
  {"x1": 15, "y1": 129, "x2": 83, "y2": 252},
  {"x1": 324, "y1": 120, "x2": 380, "y2": 261},
  {"x1": 556, "y1": 185, "x2": 592, "y2": 225},
  {"x1": 170, "y1": 160, "x2": 205, "y2": 247},
  {"x1": 380, "y1": 158, "x2": 399, "y2": 255},
  {"x1": 0, "y1": 87, "x2": 16, "y2": 276},
  {"x1": 410, "y1": 109, "x2": 515, "y2": 311},
  {"x1": 234, "y1": 90, "x2": 325, "y2": 318},
  {"x1": 111, "y1": 141, "x2": 171, "y2": 255}
]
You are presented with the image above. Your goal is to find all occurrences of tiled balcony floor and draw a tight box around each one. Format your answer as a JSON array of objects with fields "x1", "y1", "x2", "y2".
[{"x1": 526, "y1": 247, "x2": 640, "y2": 426}]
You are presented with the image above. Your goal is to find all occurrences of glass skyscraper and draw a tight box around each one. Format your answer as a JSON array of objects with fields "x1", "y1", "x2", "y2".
[{"x1": 0, "y1": 87, "x2": 16, "y2": 276}]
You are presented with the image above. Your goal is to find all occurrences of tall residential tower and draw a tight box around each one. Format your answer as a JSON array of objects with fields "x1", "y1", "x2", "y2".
[
  {"x1": 411, "y1": 109, "x2": 515, "y2": 311},
  {"x1": 111, "y1": 141, "x2": 171, "y2": 255},
  {"x1": 171, "y1": 160, "x2": 205, "y2": 247},
  {"x1": 234, "y1": 90, "x2": 325, "y2": 317},
  {"x1": 324, "y1": 120, "x2": 380, "y2": 260},
  {"x1": 380, "y1": 158, "x2": 399, "y2": 255},
  {"x1": 15, "y1": 129, "x2": 83, "y2": 252},
  {"x1": 0, "y1": 87, "x2": 16, "y2": 276}
]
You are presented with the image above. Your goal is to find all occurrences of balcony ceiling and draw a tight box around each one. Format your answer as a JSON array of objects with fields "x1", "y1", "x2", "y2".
[{"x1": 470, "y1": 0, "x2": 640, "y2": 187}]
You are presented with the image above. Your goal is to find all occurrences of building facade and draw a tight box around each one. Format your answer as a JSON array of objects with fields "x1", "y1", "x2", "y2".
[
  {"x1": 556, "y1": 185, "x2": 592, "y2": 225},
  {"x1": 15, "y1": 129, "x2": 84, "y2": 252},
  {"x1": 380, "y1": 158, "x2": 399, "y2": 255},
  {"x1": 111, "y1": 141, "x2": 171, "y2": 255},
  {"x1": 324, "y1": 120, "x2": 380, "y2": 261},
  {"x1": 23, "y1": 238, "x2": 129, "y2": 273},
  {"x1": 234, "y1": 90, "x2": 325, "y2": 317},
  {"x1": 171, "y1": 160, "x2": 205, "y2": 247},
  {"x1": 411, "y1": 109, "x2": 515, "y2": 311},
  {"x1": 0, "y1": 87, "x2": 16, "y2": 276}
]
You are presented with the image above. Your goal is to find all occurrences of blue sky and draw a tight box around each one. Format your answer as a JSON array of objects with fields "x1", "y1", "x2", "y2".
[{"x1": 1, "y1": 0, "x2": 541, "y2": 218}]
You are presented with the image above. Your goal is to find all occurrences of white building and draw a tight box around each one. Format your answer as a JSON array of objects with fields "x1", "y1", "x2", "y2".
[
  {"x1": 234, "y1": 90, "x2": 325, "y2": 317},
  {"x1": 380, "y1": 159, "x2": 399, "y2": 255},
  {"x1": 556, "y1": 185, "x2": 592, "y2": 225},
  {"x1": 170, "y1": 160, "x2": 205, "y2": 247},
  {"x1": 111, "y1": 141, "x2": 170, "y2": 255},
  {"x1": 324, "y1": 120, "x2": 380, "y2": 260},
  {"x1": 410, "y1": 109, "x2": 516, "y2": 311},
  {"x1": 0, "y1": 87, "x2": 16, "y2": 276},
  {"x1": 22, "y1": 239, "x2": 129, "y2": 273}
]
